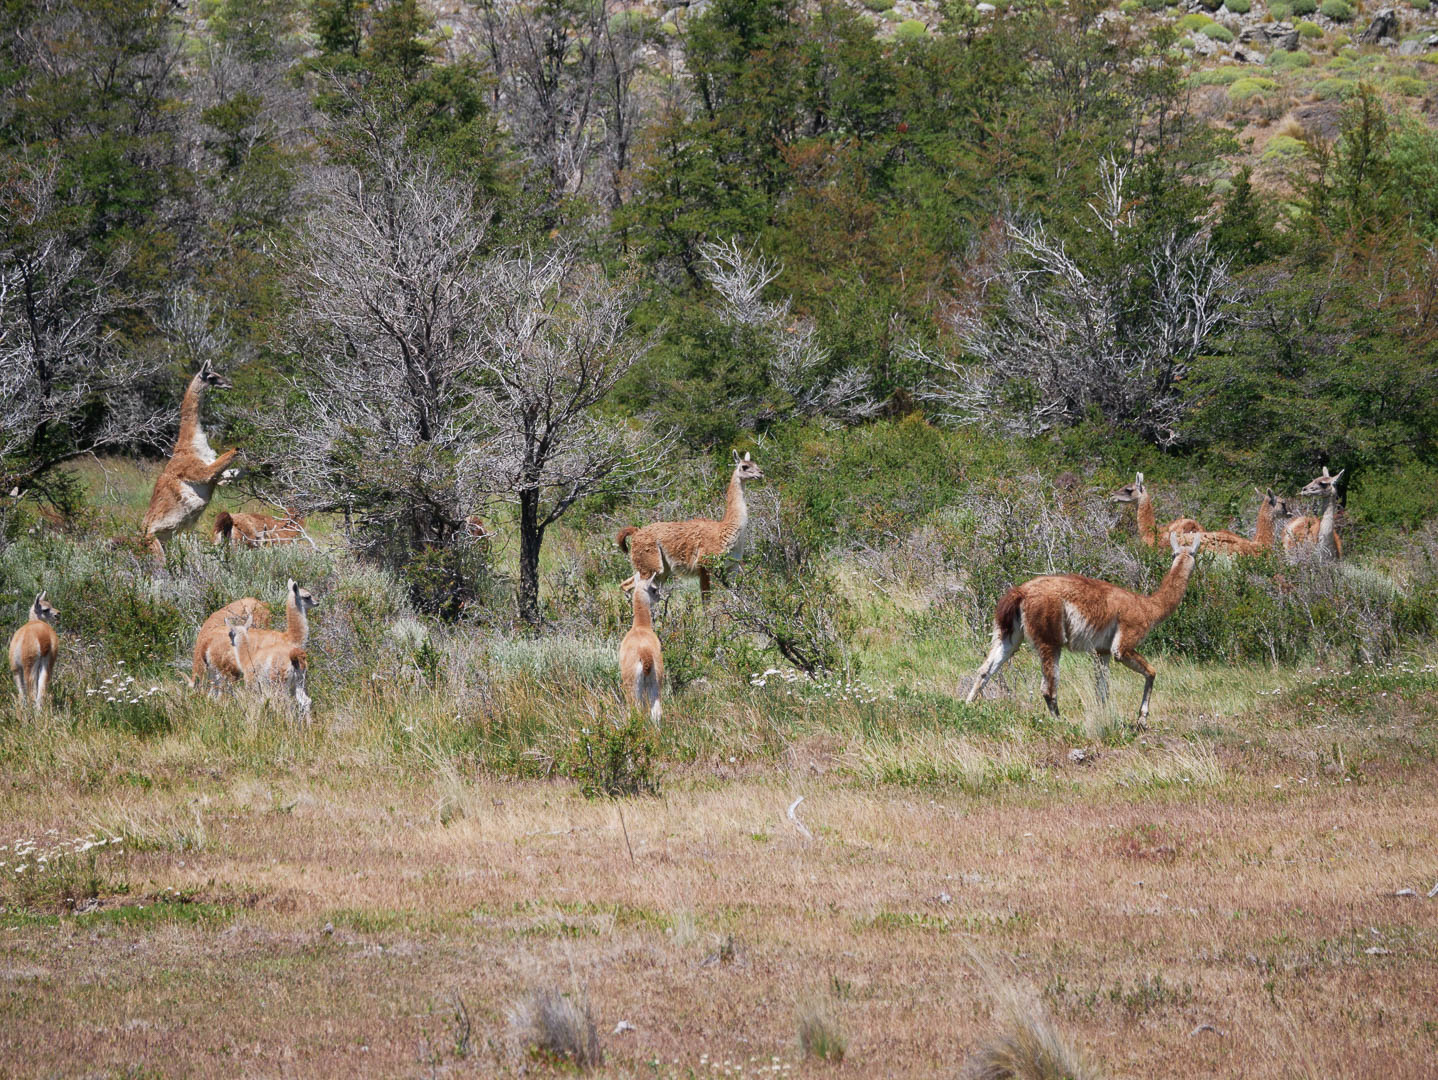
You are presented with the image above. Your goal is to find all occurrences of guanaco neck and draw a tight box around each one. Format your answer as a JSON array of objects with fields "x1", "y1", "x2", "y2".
[
  {"x1": 721, "y1": 469, "x2": 748, "y2": 536},
  {"x1": 1255, "y1": 498, "x2": 1275, "y2": 546},
  {"x1": 176, "y1": 374, "x2": 208, "y2": 453},
  {"x1": 1146, "y1": 554, "x2": 1196, "y2": 622},
  {"x1": 1135, "y1": 490, "x2": 1157, "y2": 547},
  {"x1": 285, "y1": 595, "x2": 310, "y2": 645},
  {"x1": 630, "y1": 588, "x2": 653, "y2": 632},
  {"x1": 1316, "y1": 491, "x2": 1338, "y2": 557}
]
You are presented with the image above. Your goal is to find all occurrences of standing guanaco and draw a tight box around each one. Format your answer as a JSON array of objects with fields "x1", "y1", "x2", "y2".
[
  {"x1": 617, "y1": 451, "x2": 763, "y2": 604},
  {"x1": 619, "y1": 571, "x2": 664, "y2": 723},
  {"x1": 9, "y1": 593, "x2": 59, "y2": 710},
  {"x1": 141, "y1": 362, "x2": 239, "y2": 565},
  {"x1": 966, "y1": 531, "x2": 1203, "y2": 724}
]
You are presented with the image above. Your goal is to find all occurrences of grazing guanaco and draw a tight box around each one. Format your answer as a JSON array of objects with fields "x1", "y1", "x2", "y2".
[
  {"x1": 1110, "y1": 473, "x2": 1200, "y2": 548},
  {"x1": 9, "y1": 592, "x2": 59, "y2": 710},
  {"x1": 190, "y1": 597, "x2": 272, "y2": 691},
  {"x1": 226, "y1": 613, "x2": 311, "y2": 719},
  {"x1": 966, "y1": 531, "x2": 1203, "y2": 724},
  {"x1": 619, "y1": 571, "x2": 664, "y2": 723},
  {"x1": 1285, "y1": 467, "x2": 1344, "y2": 560},
  {"x1": 141, "y1": 362, "x2": 239, "y2": 564},
  {"x1": 213, "y1": 508, "x2": 308, "y2": 548},
  {"x1": 617, "y1": 451, "x2": 763, "y2": 603}
]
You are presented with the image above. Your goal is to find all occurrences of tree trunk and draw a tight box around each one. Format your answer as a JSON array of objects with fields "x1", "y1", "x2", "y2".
[{"x1": 517, "y1": 487, "x2": 545, "y2": 625}]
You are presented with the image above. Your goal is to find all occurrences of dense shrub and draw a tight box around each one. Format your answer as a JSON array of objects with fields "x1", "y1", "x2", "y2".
[
  {"x1": 1388, "y1": 76, "x2": 1426, "y2": 96},
  {"x1": 894, "y1": 18, "x2": 928, "y2": 41},
  {"x1": 1267, "y1": 49, "x2": 1314, "y2": 70},
  {"x1": 1315, "y1": 77, "x2": 1354, "y2": 99},
  {"x1": 1193, "y1": 65, "x2": 1246, "y2": 83},
  {"x1": 1269, "y1": 1, "x2": 1292, "y2": 18},
  {"x1": 1320, "y1": 0, "x2": 1354, "y2": 19},
  {"x1": 1228, "y1": 76, "x2": 1279, "y2": 100},
  {"x1": 863, "y1": 0, "x2": 895, "y2": 10},
  {"x1": 1223, "y1": 0, "x2": 1250, "y2": 13},
  {"x1": 1263, "y1": 134, "x2": 1308, "y2": 160},
  {"x1": 1291, "y1": 0, "x2": 1318, "y2": 13},
  {"x1": 1119, "y1": 0, "x2": 1142, "y2": 11},
  {"x1": 1203, "y1": 22, "x2": 1236, "y2": 39},
  {"x1": 569, "y1": 713, "x2": 660, "y2": 798},
  {"x1": 1178, "y1": 12, "x2": 1215, "y2": 28},
  {"x1": 1296, "y1": 19, "x2": 1324, "y2": 36}
]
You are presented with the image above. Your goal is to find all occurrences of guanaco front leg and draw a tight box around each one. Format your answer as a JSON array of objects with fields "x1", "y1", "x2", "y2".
[
  {"x1": 698, "y1": 566, "x2": 711, "y2": 607},
  {"x1": 1118, "y1": 651, "x2": 1157, "y2": 724}
]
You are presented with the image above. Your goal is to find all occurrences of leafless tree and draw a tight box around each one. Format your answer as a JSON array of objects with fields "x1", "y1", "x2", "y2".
[
  {"x1": 271, "y1": 131, "x2": 662, "y2": 622},
  {"x1": 913, "y1": 158, "x2": 1236, "y2": 447},
  {"x1": 699, "y1": 238, "x2": 881, "y2": 425},
  {"x1": 0, "y1": 156, "x2": 166, "y2": 507}
]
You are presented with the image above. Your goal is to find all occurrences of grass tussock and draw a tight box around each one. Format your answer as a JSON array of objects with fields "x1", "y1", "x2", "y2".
[
  {"x1": 1114, "y1": 741, "x2": 1223, "y2": 789},
  {"x1": 963, "y1": 979, "x2": 1103, "y2": 1080},
  {"x1": 509, "y1": 987, "x2": 602, "y2": 1071},
  {"x1": 796, "y1": 992, "x2": 847, "y2": 1063}
]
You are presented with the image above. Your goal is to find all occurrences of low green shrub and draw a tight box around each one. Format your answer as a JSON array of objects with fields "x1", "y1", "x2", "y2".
[
  {"x1": 863, "y1": 0, "x2": 895, "y2": 10},
  {"x1": 1269, "y1": 1, "x2": 1292, "y2": 18},
  {"x1": 1320, "y1": 0, "x2": 1354, "y2": 20},
  {"x1": 1223, "y1": 0, "x2": 1250, "y2": 13},
  {"x1": 1290, "y1": 0, "x2": 1317, "y2": 13},
  {"x1": 1178, "y1": 11, "x2": 1214, "y2": 28},
  {"x1": 1315, "y1": 76, "x2": 1354, "y2": 97},
  {"x1": 895, "y1": 18, "x2": 929, "y2": 41},
  {"x1": 1263, "y1": 134, "x2": 1307, "y2": 159},
  {"x1": 570, "y1": 713, "x2": 660, "y2": 798},
  {"x1": 1228, "y1": 76, "x2": 1279, "y2": 101},
  {"x1": 1143, "y1": 0, "x2": 1172, "y2": 10},
  {"x1": 1388, "y1": 75, "x2": 1427, "y2": 96},
  {"x1": 1193, "y1": 65, "x2": 1246, "y2": 83},
  {"x1": 1296, "y1": 19, "x2": 1323, "y2": 36},
  {"x1": 1413, "y1": 0, "x2": 1432, "y2": 10},
  {"x1": 1203, "y1": 22, "x2": 1236, "y2": 40},
  {"x1": 1119, "y1": 0, "x2": 1142, "y2": 11},
  {"x1": 1267, "y1": 49, "x2": 1315, "y2": 70}
]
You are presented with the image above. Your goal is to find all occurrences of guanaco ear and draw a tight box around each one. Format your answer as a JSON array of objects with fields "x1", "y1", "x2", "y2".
[
  {"x1": 1186, "y1": 535, "x2": 1202, "y2": 555},
  {"x1": 1169, "y1": 531, "x2": 1182, "y2": 554},
  {"x1": 1331, "y1": 468, "x2": 1344, "y2": 483},
  {"x1": 732, "y1": 449, "x2": 741, "y2": 464},
  {"x1": 743, "y1": 451, "x2": 751, "y2": 462}
]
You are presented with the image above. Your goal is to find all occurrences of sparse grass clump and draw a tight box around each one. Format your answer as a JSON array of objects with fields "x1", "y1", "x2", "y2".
[
  {"x1": 0, "y1": 834, "x2": 127, "y2": 914},
  {"x1": 510, "y1": 988, "x2": 602, "y2": 1071},
  {"x1": 796, "y1": 994, "x2": 847, "y2": 1063},
  {"x1": 963, "y1": 982, "x2": 1103, "y2": 1080}
]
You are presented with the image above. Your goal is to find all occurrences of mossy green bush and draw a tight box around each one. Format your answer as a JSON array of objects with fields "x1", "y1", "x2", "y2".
[
  {"x1": 1223, "y1": 0, "x2": 1250, "y2": 13},
  {"x1": 1178, "y1": 12, "x2": 1215, "y2": 28},
  {"x1": 1412, "y1": 0, "x2": 1431, "y2": 10},
  {"x1": 1193, "y1": 65, "x2": 1246, "y2": 84},
  {"x1": 1320, "y1": 0, "x2": 1354, "y2": 20},
  {"x1": 863, "y1": 0, "x2": 895, "y2": 11},
  {"x1": 1267, "y1": 49, "x2": 1314, "y2": 69},
  {"x1": 1143, "y1": 0, "x2": 1175, "y2": 10},
  {"x1": 1263, "y1": 134, "x2": 1307, "y2": 160},
  {"x1": 1296, "y1": 19, "x2": 1323, "y2": 36},
  {"x1": 1119, "y1": 0, "x2": 1142, "y2": 12},
  {"x1": 1228, "y1": 76, "x2": 1279, "y2": 100},
  {"x1": 1269, "y1": 1, "x2": 1292, "y2": 18},
  {"x1": 1203, "y1": 22, "x2": 1236, "y2": 40},
  {"x1": 1290, "y1": 0, "x2": 1318, "y2": 12},
  {"x1": 1388, "y1": 75, "x2": 1427, "y2": 96},
  {"x1": 894, "y1": 18, "x2": 928, "y2": 41},
  {"x1": 1326, "y1": 52, "x2": 1354, "y2": 66},
  {"x1": 1315, "y1": 76, "x2": 1354, "y2": 98}
]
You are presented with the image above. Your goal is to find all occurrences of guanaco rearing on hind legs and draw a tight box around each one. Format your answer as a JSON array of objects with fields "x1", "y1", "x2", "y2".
[
  {"x1": 9, "y1": 592, "x2": 59, "y2": 710},
  {"x1": 619, "y1": 570, "x2": 665, "y2": 723},
  {"x1": 141, "y1": 361, "x2": 239, "y2": 565},
  {"x1": 965, "y1": 531, "x2": 1203, "y2": 724},
  {"x1": 617, "y1": 451, "x2": 763, "y2": 604}
]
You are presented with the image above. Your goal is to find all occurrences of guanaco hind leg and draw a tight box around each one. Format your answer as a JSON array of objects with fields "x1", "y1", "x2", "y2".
[{"x1": 1118, "y1": 651, "x2": 1156, "y2": 722}]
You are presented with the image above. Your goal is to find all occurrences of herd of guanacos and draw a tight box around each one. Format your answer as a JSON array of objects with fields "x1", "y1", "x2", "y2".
[{"x1": 8, "y1": 365, "x2": 1347, "y2": 725}]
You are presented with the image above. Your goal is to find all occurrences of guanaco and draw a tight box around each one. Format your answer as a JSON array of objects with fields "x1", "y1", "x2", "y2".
[
  {"x1": 1285, "y1": 467, "x2": 1344, "y2": 560},
  {"x1": 966, "y1": 531, "x2": 1203, "y2": 724},
  {"x1": 227, "y1": 613, "x2": 311, "y2": 719},
  {"x1": 1168, "y1": 487, "x2": 1295, "y2": 558},
  {"x1": 1254, "y1": 488, "x2": 1291, "y2": 549},
  {"x1": 9, "y1": 592, "x2": 59, "y2": 710},
  {"x1": 1110, "y1": 473, "x2": 1201, "y2": 548},
  {"x1": 141, "y1": 362, "x2": 240, "y2": 564},
  {"x1": 214, "y1": 508, "x2": 308, "y2": 548},
  {"x1": 617, "y1": 451, "x2": 763, "y2": 603},
  {"x1": 190, "y1": 597, "x2": 272, "y2": 691},
  {"x1": 619, "y1": 571, "x2": 664, "y2": 723}
]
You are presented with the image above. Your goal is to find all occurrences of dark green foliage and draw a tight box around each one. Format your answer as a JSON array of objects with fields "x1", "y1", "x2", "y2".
[{"x1": 571, "y1": 714, "x2": 660, "y2": 798}]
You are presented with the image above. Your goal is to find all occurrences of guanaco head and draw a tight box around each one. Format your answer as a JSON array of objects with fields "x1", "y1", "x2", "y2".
[
  {"x1": 1169, "y1": 530, "x2": 1202, "y2": 560},
  {"x1": 195, "y1": 360, "x2": 232, "y2": 391},
  {"x1": 226, "y1": 611, "x2": 254, "y2": 651},
  {"x1": 1299, "y1": 466, "x2": 1344, "y2": 498},
  {"x1": 731, "y1": 450, "x2": 764, "y2": 483},
  {"x1": 29, "y1": 592, "x2": 58, "y2": 624},
  {"x1": 286, "y1": 579, "x2": 318, "y2": 613},
  {"x1": 633, "y1": 572, "x2": 662, "y2": 611},
  {"x1": 1110, "y1": 472, "x2": 1147, "y2": 503},
  {"x1": 1257, "y1": 487, "x2": 1292, "y2": 518}
]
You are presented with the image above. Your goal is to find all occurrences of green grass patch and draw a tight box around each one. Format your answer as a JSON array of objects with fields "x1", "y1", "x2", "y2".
[{"x1": 1228, "y1": 76, "x2": 1280, "y2": 101}]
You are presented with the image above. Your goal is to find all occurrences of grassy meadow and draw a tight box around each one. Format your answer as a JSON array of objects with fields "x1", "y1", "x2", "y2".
[{"x1": 2, "y1": 453, "x2": 1437, "y2": 1078}]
